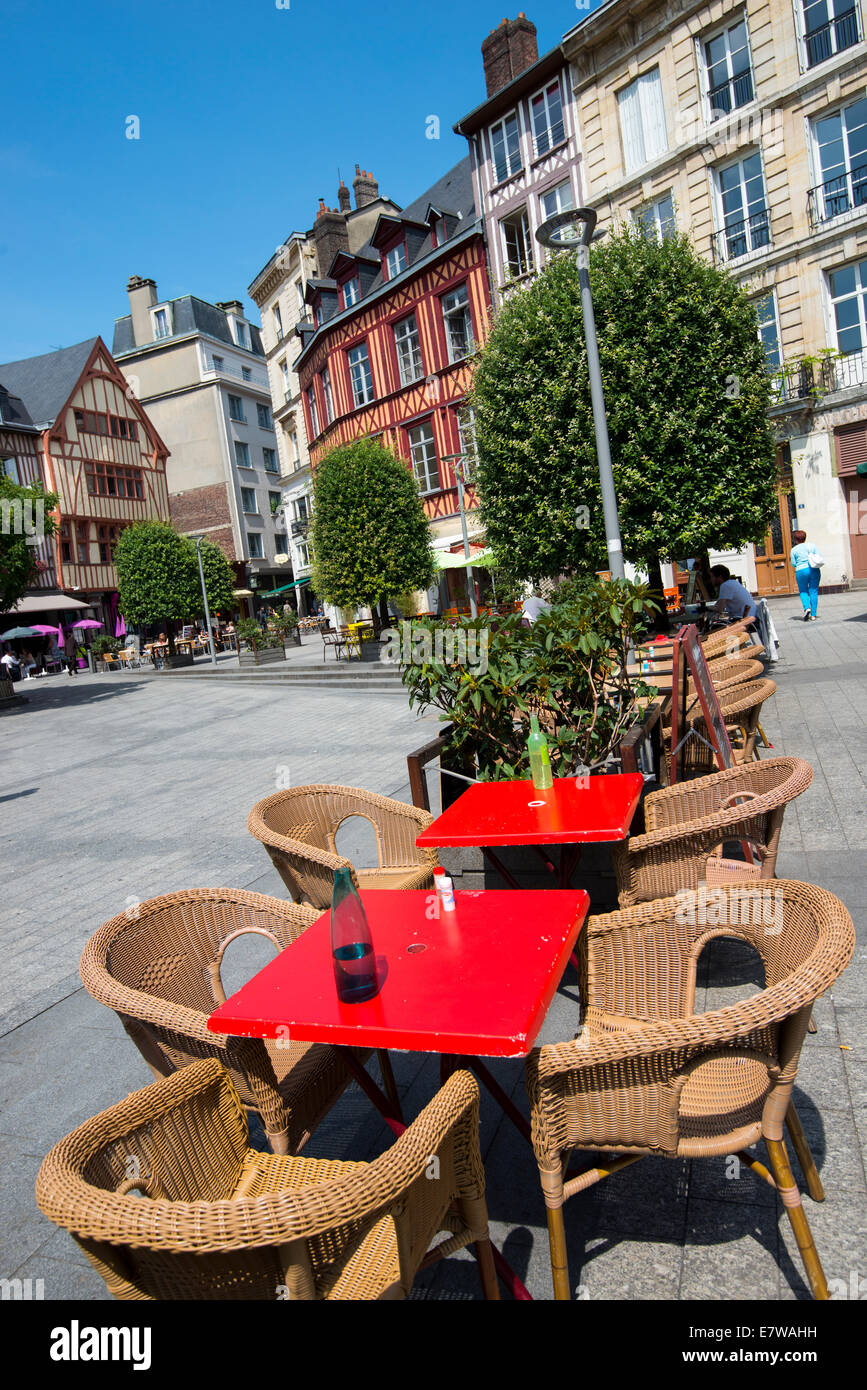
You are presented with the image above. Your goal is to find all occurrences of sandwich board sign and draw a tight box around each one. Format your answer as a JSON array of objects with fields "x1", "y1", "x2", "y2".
[{"x1": 669, "y1": 625, "x2": 734, "y2": 785}]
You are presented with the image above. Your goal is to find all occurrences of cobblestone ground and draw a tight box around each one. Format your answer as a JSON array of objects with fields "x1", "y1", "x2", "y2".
[{"x1": 0, "y1": 591, "x2": 864, "y2": 1301}]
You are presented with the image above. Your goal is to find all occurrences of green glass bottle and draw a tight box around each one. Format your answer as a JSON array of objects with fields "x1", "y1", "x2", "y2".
[
  {"x1": 528, "y1": 714, "x2": 554, "y2": 790},
  {"x1": 331, "y1": 868, "x2": 379, "y2": 1003}
]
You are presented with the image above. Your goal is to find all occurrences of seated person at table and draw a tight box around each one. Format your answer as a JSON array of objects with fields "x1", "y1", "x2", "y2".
[
  {"x1": 1, "y1": 647, "x2": 20, "y2": 679},
  {"x1": 18, "y1": 647, "x2": 38, "y2": 678},
  {"x1": 709, "y1": 566, "x2": 757, "y2": 621},
  {"x1": 522, "y1": 591, "x2": 552, "y2": 625}
]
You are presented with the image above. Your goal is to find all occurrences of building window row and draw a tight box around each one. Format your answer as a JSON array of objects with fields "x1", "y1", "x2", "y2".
[
  {"x1": 74, "y1": 409, "x2": 139, "y2": 442},
  {"x1": 488, "y1": 74, "x2": 569, "y2": 188},
  {"x1": 84, "y1": 462, "x2": 145, "y2": 500}
]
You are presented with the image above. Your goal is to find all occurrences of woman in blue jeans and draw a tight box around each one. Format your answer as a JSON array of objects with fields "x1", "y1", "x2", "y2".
[{"x1": 789, "y1": 529, "x2": 821, "y2": 621}]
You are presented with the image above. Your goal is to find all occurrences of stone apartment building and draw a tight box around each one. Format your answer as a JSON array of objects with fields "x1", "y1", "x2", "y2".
[
  {"x1": 112, "y1": 279, "x2": 289, "y2": 600},
  {"x1": 455, "y1": 14, "x2": 585, "y2": 305},
  {"x1": 561, "y1": 0, "x2": 867, "y2": 590}
]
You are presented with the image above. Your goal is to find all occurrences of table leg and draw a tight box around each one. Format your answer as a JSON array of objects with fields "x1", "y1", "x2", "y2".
[
  {"x1": 441, "y1": 1054, "x2": 531, "y2": 1145},
  {"x1": 558, "y1": 844, "x2": 583, "y2": 889},
  {"x1": 481, "y1": 847, "x2": 523, "y2": 890},
  {"x1": 376, "y1": 1048, "x2": 404, "y2": 1125},
  {"x1": 341, "y1": 1049, "x2": 405, "y2": 1137}
]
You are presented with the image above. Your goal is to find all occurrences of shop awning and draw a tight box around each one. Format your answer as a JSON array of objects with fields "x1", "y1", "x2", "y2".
[
  {"x1": 434, "y1": 549, "x2": 496, "y2": 571},
  {"x1": 259, "y1": 578, "x2": 312, "y2": 597},
  {"x1": 233, "y1": 589, "x2": 254, "y2": 598},
  {"x1": 12, "y1": 593, "x2": 93, "y2": 613}
]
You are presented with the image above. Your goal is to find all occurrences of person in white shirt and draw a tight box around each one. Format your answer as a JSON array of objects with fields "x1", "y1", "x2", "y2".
[
  {"x1": 522, "y1": 592, "x2": 552, "y2": 624},
  {"x1": 710, "y1": 566, "x2": 758, "y2": 621},
  {"x1": 1, "y1": 648, "x2": 20, "y2": 679}
]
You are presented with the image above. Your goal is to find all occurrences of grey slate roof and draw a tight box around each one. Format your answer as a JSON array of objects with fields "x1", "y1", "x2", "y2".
[
  {"x1": 0, "y1": 339, "x2": 99, "y2": 429},
  {"x1": 402, "y1": 156, "x2": 476, "y2": 223},
  {"x1": 0, "y1": 386, "x2": 36, "y2": 429},
  {"x1": 112, "y1": 296, "x2": 265, "y2": 358}
]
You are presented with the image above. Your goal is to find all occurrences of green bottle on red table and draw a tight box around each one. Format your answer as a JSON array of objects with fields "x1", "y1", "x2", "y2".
[
  {"x1": 331, "y1": 868, "x2": 379, "y2": 1003},
  {"x1": 528, "y1": 714, "x2": 554, "y2": 791}
]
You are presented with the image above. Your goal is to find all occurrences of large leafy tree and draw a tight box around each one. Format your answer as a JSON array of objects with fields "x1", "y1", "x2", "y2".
[
  {"x1": 115, "y1": 521, "x2": 236, "y2": 651},
  {"x1": 471, "y1": 228, "x2": 778, "y2": 582},
  {"x1": 311, "y1": 439, "x2": 435, "y2": 614},
  {"x1": 0, "y1": 476, "x2": 59, "y2": 613}
]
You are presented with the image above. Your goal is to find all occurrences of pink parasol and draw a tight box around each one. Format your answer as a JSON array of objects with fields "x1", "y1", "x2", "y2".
[
  {"x1": 115, "y1": 614, "x2": 127, "y2": 638},
  {"x1": 29, "y1": 624, "x2": 62, "y2": 640},
  {"x1": 72, "y1": 619, "x2": 103, "y2": 630}
]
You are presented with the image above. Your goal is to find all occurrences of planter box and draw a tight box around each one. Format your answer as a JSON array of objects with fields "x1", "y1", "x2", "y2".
[
  {"x1": 238, "y1": 646, "x2": 287, "y2": 668},
  {"x1": 165, "y1": 653, "x2": 195, "y2": 669},
  {"x1": 286, "y1": 628, "x2": 302, "y2": 647}
]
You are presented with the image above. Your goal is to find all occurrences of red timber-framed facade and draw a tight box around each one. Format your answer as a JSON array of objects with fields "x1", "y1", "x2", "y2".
[
  {"x1": 294, "y1": 159, "x2": 492, "y2": 550},
  {"x1": 0, "y1": 337, "x2": 170, "y2": 627}
]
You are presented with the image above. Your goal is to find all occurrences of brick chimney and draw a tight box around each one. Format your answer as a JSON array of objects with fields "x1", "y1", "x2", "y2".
[
  {"x1": 353, "y1": 165, "x2": 380, "y2": 209},
  {"x1": 127, "y1": 275, "x2": 158, "y2": 347},
  {"x1": 215, "y1": 300, "x2": 244, "y2": 316},
  {"x1": 338, "y1": 179, "x2": 351, "y2": 213},
  {"x1": 313, "y1": 199, "x2": 349, "y2": 278},
  {"x1": 481, "y1": 14, "x2": 538, "y2": 97}
]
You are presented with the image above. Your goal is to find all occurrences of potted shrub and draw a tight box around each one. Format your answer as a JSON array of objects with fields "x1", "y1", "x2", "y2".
[
  {"x1": 92, "y1": 635, "x2": 121, "y2": 671},
  {"x1": 236, "y1": 618, "x2": 287, "y2": 668},
  {"x1": 272, "y1": 610, "x2": 302, "y2": 648}
]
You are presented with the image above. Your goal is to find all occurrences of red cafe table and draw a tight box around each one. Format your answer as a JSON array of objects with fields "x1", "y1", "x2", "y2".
[
  {"x1": 209, "y1": 888, "x2": 589, "y2": 1299},
  {"x1": 416, "y1": 773, "x2": 644, "y2": 891}
]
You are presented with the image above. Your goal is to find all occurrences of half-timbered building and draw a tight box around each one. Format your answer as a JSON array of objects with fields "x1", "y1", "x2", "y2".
[
  {"x1": 0, "y1": 337, "x2": 170, "y2": 627},
  {"x1": 295, "y1": 157, "x2": 492, "y2": 570}
]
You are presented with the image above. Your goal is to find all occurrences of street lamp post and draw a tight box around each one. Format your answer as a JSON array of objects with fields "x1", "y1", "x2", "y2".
[
  {"x1": 535, "y1": 208, "x2": 626, "y2": 582},
  {"x1": 191, "y1": 536, "x2": 217, "y2": 667},
  {"x1": 441, "y1": 452, "x2": 478, "y2": 619}
]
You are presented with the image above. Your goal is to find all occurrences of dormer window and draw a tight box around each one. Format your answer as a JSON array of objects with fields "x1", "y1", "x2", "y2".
[
  {"x1": 234, "y1": 319, "x2": 250, "y2": 349},
  {"x1": 315, "y1": 302, "x2": 325, "y2": 327},
  {"x1": 341, "y1": 277, "x2": 361, "y2": 309},
  {"x1": 152, "y1": 306, "x2": 172, "y2": 340},
  {"x1": 385, "y1": 243, "x2": 408, "y2": 279}
]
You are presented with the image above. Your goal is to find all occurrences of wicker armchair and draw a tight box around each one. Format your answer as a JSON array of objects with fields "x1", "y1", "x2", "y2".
[
  {"x1": 35, "y1": 1059, "x2": 498, "y2": 1301},
  {"x1": 526, "y1": 881, "x2": 854, "y2": 1301},
  {"x1": 700, "y1": 621, "x2": 757, "y2": 661},
  {"x1": 664, "y1": 677, "x2": 777, "y2": 777},
  {"x1": 248, "y1": 784, "x2": 438, "y2": 909},
  {"x1": 613, "y1": 757, "x2": 813, "y2": 906},
  {"x1": 80, "y1": 888, "x2": 368, "y2": 1156},
  {"x1": 696, "y1": 655, "x2": 765, "y2": 698}
]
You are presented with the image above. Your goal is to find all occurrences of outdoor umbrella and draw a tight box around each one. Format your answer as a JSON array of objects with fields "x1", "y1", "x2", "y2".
[
  {"x1": 1, "y1": 627, "x2": 37, "y2": 640},
  {"x1": 115, "y1": 614, "x2": 127, "y2": 639},
  {"x1": 72, "y1": 620, "x2": 103, "y2": 630},
  {"x1": 29, "y1": 624, "x2": 62, "y2": 640}
]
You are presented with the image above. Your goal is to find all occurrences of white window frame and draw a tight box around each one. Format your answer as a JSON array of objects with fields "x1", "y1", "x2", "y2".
[
  {"x1": 257, "y1": 403, "x2": 272, "y2": 428},
  {"x1": 234, "y1": 441, "x2": 252, "y2": 469},
  {"x1": 263, "y1": 447, "x2": 279, "y2": 474},
  {"x1": 407, "y1": 420, "x2": 440, "y2": 494},
  {"x1": 273, "y1": 304, "x2": 283, "y2": 339},
  {"x1": 809, "y1": 96, "x2": 867, "y2": 225},
  {"x1": 699, "y1": 15, "x2": 755, "y2": 122},
  {"x1": 347, "y1": 343, "x2": 374, "y2": 408},
  {"x1": 233, "y1": 319, "x2": 250, "y2": 349},
  {"x1": 241, "y1": 487, "x2": 259, "y2": 514},
  {"x1": 306, "y1": 384, "x2": 320, "y2": 437},
  {"x1": 489, "y1": 109, "x2": 523, "y2": 185},
  {"x1": 321, "y1": 365, "x2": 335, "y2": 425},
  {"x1": 712, "y1": 149, "x2": 771, "y2": 262},
  {"x1": 797, "y1": 0, "x2": 863, "y2": 72},
  {"x1": 279, "y1": 359, "x2": 291, "y2": 402},
  {"x1": 394, "y1": 314, "x2": 424, "y2": 387},
  {"x1": 227, "y1": 394, "x2": 246, "y2": 422},
  {"x1": 247, "y1": 531, "x2": 264, "y2": 559},
  {"x1": 386, "y1": 243, "x2": 408, "y2": 279},
  {"x1": 501, "y1": 208, "x2": 534, "y2": 281},
  {"x1": 540, "y1": 179, "x2": 574, "y2": 221},
  {"x1": 617, "y1": 67, "x2": 669, "y2": 174},
  {"x1": 151, "y1": 305, "x2": 172, "y2": 340},
  {"x1": 342, "y1": 277, "x2": 361, "y2": 309},
  {"x1": 827, "y1": 256, "x2": 867, "y2": 355},
  {"x1": 529, "y1": 78, "x2": 566, "y2": 160},
  {"x1": 632, "y1": 192, "x2": 677, "y2": 240},
  {"x1": 441, "y1": 285, "x2": 474, "y2": 363},
  {"x1": 754, "y1": 289, "x2": 782, "y2": 367}
]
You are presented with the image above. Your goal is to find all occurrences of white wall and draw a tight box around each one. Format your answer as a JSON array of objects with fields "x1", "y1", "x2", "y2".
[{"x1": 789, "y1": 429, "x2": 848, "y2": 585}]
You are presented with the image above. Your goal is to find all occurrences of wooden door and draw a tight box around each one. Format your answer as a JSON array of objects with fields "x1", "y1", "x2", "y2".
[
  {"x1": 846, "y1": 478, "x2": 867, "y2": 580},
  {"x1": 754, "y1": 472, "x2": 798, "y2": 596}
]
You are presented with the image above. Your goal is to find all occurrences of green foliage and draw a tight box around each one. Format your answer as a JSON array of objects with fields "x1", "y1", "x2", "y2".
[
  {"x1": 271, "y1": 609, "x2": 299, "y2": 633},
  {"x1": 92, "y1": 635, "x2": 121, "y2": 657},
  {"x1": 0, "y1": 476, "x2": 59, "y2": 612},
  {"x1": 115, "y1": 522, "x2": 236, "y2": 633},
  {"x1": 399, "y1": 577, "x2": 659, "y2": 779},
  {"x1": 471, "y1": 229, "x2": 778, "y2": 579},
  {"x1": 311, "y1": 439, "x2": 435, "y2": 609}
]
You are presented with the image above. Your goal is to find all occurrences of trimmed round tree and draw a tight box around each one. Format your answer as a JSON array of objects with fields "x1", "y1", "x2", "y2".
[
  {"x1": 115, "y1": 522, "x2": 235, "y2": 651},
  {"x1": 311, "y1": 439, "x2": 435, "y2": 619},
  {"x1": 471, "y1": 227, "x2": 778, "y2": 583}
]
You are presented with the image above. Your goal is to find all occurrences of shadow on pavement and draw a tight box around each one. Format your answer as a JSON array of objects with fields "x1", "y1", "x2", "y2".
[{"x1": 1, "y1": 680, "x2": 147, "y2": 713}]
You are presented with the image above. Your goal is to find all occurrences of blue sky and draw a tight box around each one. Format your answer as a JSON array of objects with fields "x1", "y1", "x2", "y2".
[{"x1": 2, "y1": 0, "x2": 600, "y2": 362}]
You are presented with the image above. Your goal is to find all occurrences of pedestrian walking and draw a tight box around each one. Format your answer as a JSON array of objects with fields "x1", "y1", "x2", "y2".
[
  {"x1": 63, "y1": 627, "x2": 78, "y2": 677},
  {"x1": 789, "y1": 529, "x2": 823, "y2": 622}
]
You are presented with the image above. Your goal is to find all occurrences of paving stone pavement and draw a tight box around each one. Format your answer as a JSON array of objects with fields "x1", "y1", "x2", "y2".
[{"x1": 0, "y1": 591, "x2": 864, "y2": 1302}]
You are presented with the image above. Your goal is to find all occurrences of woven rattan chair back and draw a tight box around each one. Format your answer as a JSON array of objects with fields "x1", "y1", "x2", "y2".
[
  {"x1": 526, "y1": 881, "x2": 854, "y2": 1301},
  {"x1": 613, "y1": 757, "x2": 814, "y2": 906},
  {"x1": 667, "y1": 678, "x2": 777, "y2": 776},
  {"x1": 36, "y1": 1059, "x2": 499, "y2": 1301},
  {"x1": 248, "y1": 784, "x2": 437, "y2": 909},
  {"x1": 80, "y1": 888, "x2": 355, "y2": 1155}
]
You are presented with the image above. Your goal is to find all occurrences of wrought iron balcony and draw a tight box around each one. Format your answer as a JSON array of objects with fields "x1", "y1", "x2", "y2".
[
  {"x1": 804, "y1": 6, "x2": 859, "y2": 67},
  {"x1": 771, "y1": 354, "x2": 848, "y2": 407},
  {"x1": 713, "y1": 208, "x2": 771, "y2": 263},
  {"x1": 707, "y1": 69, "x2": 754, "y2": 116},
  {"x1": 290, "y1": 519, "x2": 309, "y2": 538},
  {"x1": 808, "y1": 163, "x2": 867, "y2": 226}
]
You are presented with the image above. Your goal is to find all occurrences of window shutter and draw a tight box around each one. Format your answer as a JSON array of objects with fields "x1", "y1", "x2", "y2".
[
  {"x1": 640, "y1": 69, "x2": 668, "y2": 162},
  {"x1": 836, "y1": 422, "x2": 867, "y2": 476},
  {"x1": 618, "y1": 80, "x2": 644, "y2": 172}
]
